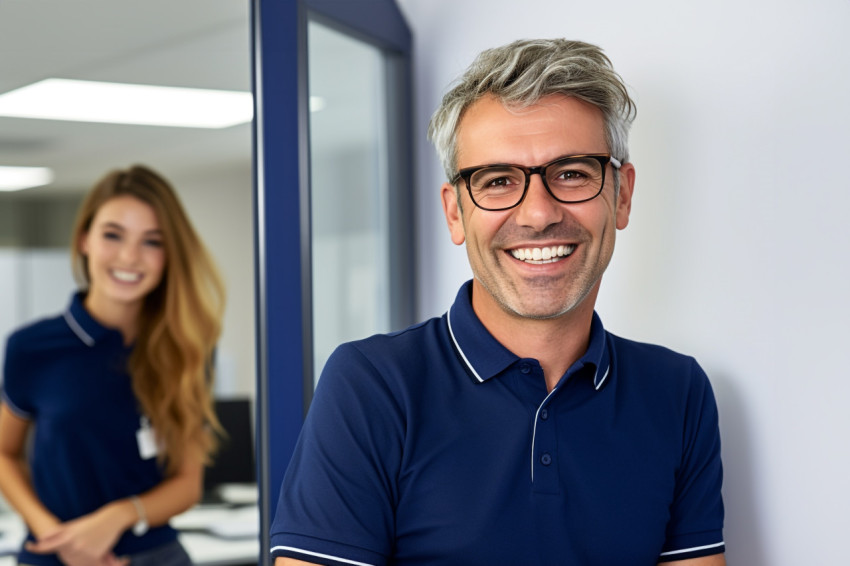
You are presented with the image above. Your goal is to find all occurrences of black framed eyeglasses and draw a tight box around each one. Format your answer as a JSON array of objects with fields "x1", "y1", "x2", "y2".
[{"x1": 450, "y1": 153, "x2": 622, "y2": 211}]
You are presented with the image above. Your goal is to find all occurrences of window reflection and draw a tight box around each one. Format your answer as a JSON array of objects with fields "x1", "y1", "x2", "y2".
[{"x1": 308, "y1": 20, "x2": 391, "y2": 385}]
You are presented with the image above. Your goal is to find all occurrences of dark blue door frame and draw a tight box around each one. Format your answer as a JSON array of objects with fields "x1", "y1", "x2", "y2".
[{"x1": 251, "y1": 1, "x2": 411, "y2": 563}]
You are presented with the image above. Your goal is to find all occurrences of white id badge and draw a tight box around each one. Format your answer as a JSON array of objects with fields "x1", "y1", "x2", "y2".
[{"x1": 136, "y1": 417, "x2": 158, "y2": 460}]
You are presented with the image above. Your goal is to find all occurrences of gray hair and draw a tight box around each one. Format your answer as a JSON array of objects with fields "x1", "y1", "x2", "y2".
[{"x1": 427, "y1": 39, "x2": 636, "y2": 181}]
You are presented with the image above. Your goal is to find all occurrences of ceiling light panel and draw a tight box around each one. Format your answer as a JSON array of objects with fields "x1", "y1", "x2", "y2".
[
  {"x1": 0, "y1": 78, "x2": 253, "y2": 128},
  {"x1": 0, "y1": 166, "x2": 54, "y2": 191}
]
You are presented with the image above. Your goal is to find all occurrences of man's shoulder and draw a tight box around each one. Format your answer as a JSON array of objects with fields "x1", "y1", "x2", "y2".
[
  {"x1": 606, "y1": 331, "x2": 709, "y2": 389},
  {"x1": 319, "y1": 314, "x2": 452, "y2": 394},
  {"x1": 339, "y1": 314, "x2": 447, "y2": 362},
  {"x1": 608, "y1": 332, "x2": 698, "y2": 364}
]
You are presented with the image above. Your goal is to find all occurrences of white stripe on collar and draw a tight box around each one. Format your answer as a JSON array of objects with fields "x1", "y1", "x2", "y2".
[
  {"x1": 446, "y1": 309, "x2": 484, "y2": 383},
  {"x1": 63, "y1": 309, "x2": 95, "y2": 347},
  {"x1": 594, "y1": 365, "x2": 611, "y2": 390}
]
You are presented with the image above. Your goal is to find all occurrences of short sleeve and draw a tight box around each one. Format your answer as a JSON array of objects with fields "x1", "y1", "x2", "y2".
[
  {"x1": 658, "y1": 360, "x2": 725, "y2": 562},
  {"x1": 270, "y1": 342, "x2": 404, "y2": 566},
  {"x1": 2, "y1": 331, "x2": 36, "y2": 418}
]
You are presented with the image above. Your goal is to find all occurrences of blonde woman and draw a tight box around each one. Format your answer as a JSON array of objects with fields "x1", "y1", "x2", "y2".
[{"x1": 0, "y1": 165, "x2": 225, "y2": 566}]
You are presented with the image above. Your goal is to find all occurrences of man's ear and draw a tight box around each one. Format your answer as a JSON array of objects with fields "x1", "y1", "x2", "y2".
[
  {"x1": 441, "y1": 183, "x2": 466, "y2": 245},
  {"x1": 615, "y1": 162, "x2": 635, "y2": 230}
]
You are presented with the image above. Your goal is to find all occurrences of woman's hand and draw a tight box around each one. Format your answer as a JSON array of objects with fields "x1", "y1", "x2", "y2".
[{"x1": 26, "y1": 501, "x2": 133, "y2": 566}]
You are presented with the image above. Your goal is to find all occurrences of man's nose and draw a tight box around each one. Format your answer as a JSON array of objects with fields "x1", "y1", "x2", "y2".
[{"x1": 513, "y1": 173, "x2": 564, "y2": 230}]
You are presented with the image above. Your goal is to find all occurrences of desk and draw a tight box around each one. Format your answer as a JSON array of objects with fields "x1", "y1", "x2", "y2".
[
  {"x1": 0, "y1": 511, "x2": 25, "y2": 566},
  {"x1": 173, "y1": 503, "x2": 260, "y2": 566},
  {"x1": 0, "y1": 502, "x2": 259, "y2": 566}
]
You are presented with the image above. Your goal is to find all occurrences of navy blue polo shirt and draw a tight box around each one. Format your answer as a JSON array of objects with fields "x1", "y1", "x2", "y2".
[
  {"x1": 271, "y1": 281, "x2": 724, "y2": 565},
  {"x1": 1, "y1": 293, "x2": 177, "y2": 566}
]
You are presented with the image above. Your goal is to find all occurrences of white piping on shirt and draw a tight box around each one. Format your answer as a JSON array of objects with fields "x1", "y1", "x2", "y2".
[
  {"x1": 63, "y1": 310, "x2": 95, "y2": 347},
  {"x1": 1, "y1": 390, "x2": 31, "y2": 419},
  {"x1": 658, "y1": 541, "x2": 725, "y2": 556},
  {"x1": 594, "y1": 365, "x2": 610, "y2": 390},
  {"x1": 530, "y1": 386, "x2": 559, "y2": 482},
  {"x1": 446, "y1": 309, "x2": 484, "y2": 383},
  {"x1": 270, "y1": 546, "x2": 375, "y2": 566}
]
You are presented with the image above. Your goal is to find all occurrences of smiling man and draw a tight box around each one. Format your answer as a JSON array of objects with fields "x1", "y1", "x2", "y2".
[{"x1": 271, "y1": 39, "x2": 725, "y2": 566}]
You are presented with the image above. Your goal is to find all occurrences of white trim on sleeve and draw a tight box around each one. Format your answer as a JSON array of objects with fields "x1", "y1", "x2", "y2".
[
  {"x1": 270, "y1": 546, "x2": 376, "y2": 566},
  {"x1": 659, "y1": 541, "x2": 725, "y2": 556},
  {"x1": 1, "y1": 390, "x2": 32, "y2": 419}
]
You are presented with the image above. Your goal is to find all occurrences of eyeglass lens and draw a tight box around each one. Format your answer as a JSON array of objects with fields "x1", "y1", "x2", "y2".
[{"x1": 468, "y1": 156, "x2": 605, "y2": 210}]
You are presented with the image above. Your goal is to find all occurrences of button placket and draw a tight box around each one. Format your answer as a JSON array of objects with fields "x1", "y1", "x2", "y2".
[{"x1": 528, "y1": 360, "x2": 559, "y2": 494}]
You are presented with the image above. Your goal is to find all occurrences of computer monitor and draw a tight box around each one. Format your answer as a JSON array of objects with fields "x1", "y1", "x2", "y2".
[{"x1": 204, "y1": 397, "x2": 256, "y2": 493}]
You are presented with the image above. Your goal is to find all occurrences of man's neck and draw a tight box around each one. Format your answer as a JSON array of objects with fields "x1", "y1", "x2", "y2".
[{"x1": 471, "y1": 282, "x2": 598, "y2": 392}]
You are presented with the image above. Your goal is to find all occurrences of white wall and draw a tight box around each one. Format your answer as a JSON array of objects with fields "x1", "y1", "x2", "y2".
[
  {"x1": 170, "y1": 162, "x2": 256, "y2": 398},
  {"x1": 397, "y1": 0, "x2": 850, "y2": 563},
  {"x1": 0, "y1": 250, "x2": 76, "y2": 373}
]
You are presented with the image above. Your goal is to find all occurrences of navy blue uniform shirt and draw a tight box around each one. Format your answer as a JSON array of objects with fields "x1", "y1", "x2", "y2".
[
  {"x1": 271, "y1": 281, "x2": 724, "y2": 565},
  {"x1": 2, "y1": 293, "x2": 177, "y2": 566}
]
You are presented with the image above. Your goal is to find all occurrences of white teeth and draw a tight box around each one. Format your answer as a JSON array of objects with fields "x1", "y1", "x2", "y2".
[
  {"x1": 510, "y1": 245, "x2": 575, "y2": 263},
  {"x1": 111, "y1": 269, "x2": 141, "y2": 282}
]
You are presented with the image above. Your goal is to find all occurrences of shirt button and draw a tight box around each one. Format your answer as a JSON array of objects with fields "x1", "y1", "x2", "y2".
[
  {"x1": 540, "y1": 453, "x2": 552, "y2": 466},
  {"x1": 520, "y1": 363, "x2": 531, "y2": 374},
  {"x1": 540, "y1": 409, "x2": 549, "y2": 421}
]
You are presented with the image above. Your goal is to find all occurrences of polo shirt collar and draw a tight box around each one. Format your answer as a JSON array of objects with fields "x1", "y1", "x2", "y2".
[
  {"x1": 447, "y1": 281, "x2": 517, "y2": 383},
  {"x1": 583, "y1": 313, "x2": 611, "y2": 391},
  {"x1": 447, "y1": 280, "x2": 611, "y2": 390},
  {"x1": 63, "y1": 292, "x2": 120, "y2": 347}
]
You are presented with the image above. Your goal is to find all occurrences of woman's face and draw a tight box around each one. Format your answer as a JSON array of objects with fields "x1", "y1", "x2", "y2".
[{"x1": 79, "y1": 195, "x2": 167, "y2": 311}]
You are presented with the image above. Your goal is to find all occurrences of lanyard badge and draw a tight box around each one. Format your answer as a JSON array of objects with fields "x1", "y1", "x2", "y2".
[{"x1": 136, "y1": 416, "x2": 159, "y2": 460}]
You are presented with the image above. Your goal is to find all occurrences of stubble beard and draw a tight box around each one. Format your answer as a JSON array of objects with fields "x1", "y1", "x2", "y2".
[
  {"x1": 471, "y1": 226, "x2": 614, "y2": 322},
  {"x1": 474, "y1": 262, "x2": 598, "y2": 321}
]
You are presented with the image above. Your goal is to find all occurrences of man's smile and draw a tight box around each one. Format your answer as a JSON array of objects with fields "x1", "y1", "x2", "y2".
[{"x1": 509, "y1": 244, "x2": 576, "y2": 264}]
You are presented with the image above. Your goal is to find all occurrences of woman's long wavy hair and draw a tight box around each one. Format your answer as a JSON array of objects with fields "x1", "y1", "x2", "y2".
[{"x1": 71, "y1": 165, "x2": 225, "y2": 475}]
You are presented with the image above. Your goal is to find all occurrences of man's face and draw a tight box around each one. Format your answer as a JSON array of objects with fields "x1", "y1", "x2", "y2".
[{"x1": 441, "y1": 94, "x2": 635, "y2": 324}]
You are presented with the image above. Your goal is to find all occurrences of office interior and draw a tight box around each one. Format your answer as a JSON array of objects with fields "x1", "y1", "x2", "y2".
[
  {"x1": 0, "y1": 1, "x2": 258, "y2": 564},
  {"x1": 1, "y1": 1, "x2": 415, "y2": 564},
  {"x1": 2, "y1": 1, "x2": 850, "y2": 565}
]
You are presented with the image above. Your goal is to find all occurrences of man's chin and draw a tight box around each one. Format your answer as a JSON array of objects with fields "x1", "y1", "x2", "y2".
[{"x1": 496, "y1": 293, "x2": 581, "y2": 321}]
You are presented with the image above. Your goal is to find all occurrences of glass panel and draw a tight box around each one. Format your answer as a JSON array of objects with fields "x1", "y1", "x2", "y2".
[{"x1": 308, "y1": 20, "x2": 390, "y2": 386}]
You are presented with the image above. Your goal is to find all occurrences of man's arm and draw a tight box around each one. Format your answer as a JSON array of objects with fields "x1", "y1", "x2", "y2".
[
  {"x1": 268, "y1": 342, "x2": 400, "y2": 565},
  {"x1": 660, "y1": 554, "x2": 726, "y2": 566},
  {"x1": 275, "y1": 558, "x2": 318, "y2": 566}
]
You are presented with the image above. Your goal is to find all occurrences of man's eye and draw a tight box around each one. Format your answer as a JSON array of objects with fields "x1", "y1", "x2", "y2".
[
  {"x1": 486, "y1": 177, "x2": 514, "y2": 187},
  {"x1": 557, "y1": 170, "x2": 587, "y2": 180},
  {"x1": 103, "y1": 231, "x2": 121, "y2": 241}
]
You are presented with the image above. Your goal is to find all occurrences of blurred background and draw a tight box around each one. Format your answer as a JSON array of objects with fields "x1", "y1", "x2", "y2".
[
  {"x1": 0, "y1": 2, "x2": 257, "y2": 563},
  {"x1": 0, "y1": 0, "x2": 255, "y2": 398}
]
